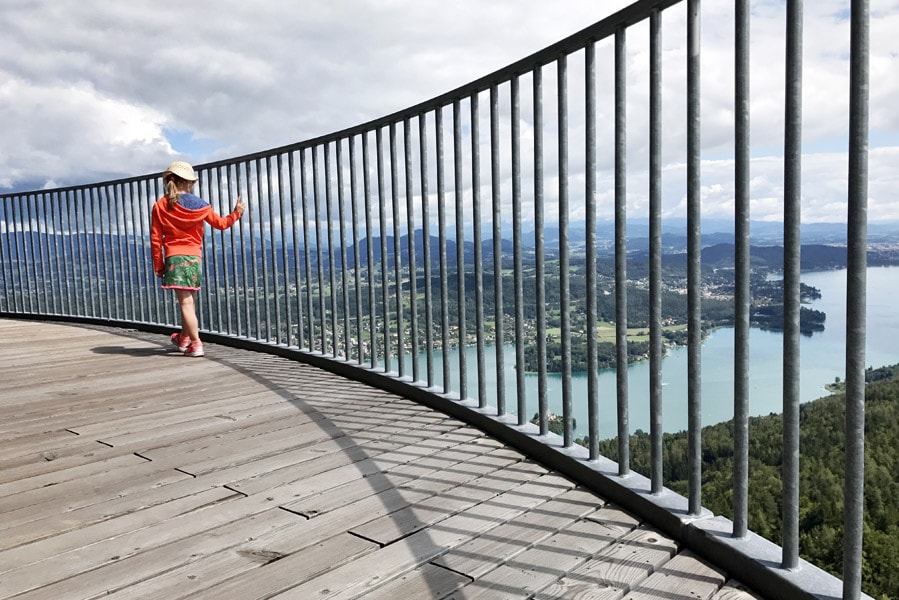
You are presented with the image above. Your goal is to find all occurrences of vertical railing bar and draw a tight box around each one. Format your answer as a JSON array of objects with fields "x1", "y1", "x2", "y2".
[
  {"x1": 490, "y1": 84, "x2": 506, "y2": 416},
  {"x1": 7, "y1": 196, "x2": 22, "y2": 313},
  {"x1": 471, "y1": 92, "x2": 487, "y2": 409},
  {"x1": 69, "y1": 189, "x2": 81, "y2": 316},
  {"x1": 615, "y1": 27, "x2": 631, "y2": 474},
  {"x1": 210, "y1": 169, "x2": 224, "y2": 332},
  {"x1": 123, "y1": 182, "x2": 136, "y2": 321},
  {"x1": 121, "y1": 183, "x2": 136, "y2": 321},
  {"x1": 37, "y1": 193, "x2": 49, "y2": 315},
  {"x1": 115, "y1": 184, "x2": 128, "y2": 320},
  {"x1": 274, "y1": 157, "x2": 286, "y2": 343},
  {"x1": 30, "y1": 194, "x2": 45, "y2": 315},
  {"x1": 585, "y1": 41, "x2": 600, "y2": 459},
  {"x1": 77, "y1": 187, "x2": 90, "y2": 317},
  {"x1": 649, "y1": 8, "x2": 664, "y2": 494},
  {"x1": 238, "y1": 163, "x2": 252, "y2": 338},
  {"x1": 301, "y1": 150, "x2": 316, "y2": 351},
  {"x1": 0, "y1": 198, "x2": 10, "y2": 312},
  {"x1": 87, "y1": 186, "x2": 98, "y2": 317},
  {"x1": 733, "y1": 0, "x2": 751, "y2": 537},
  {"x1": 534, "y1": 65, "x2": 548, "y2": 437},
  {"x1": 244, "y1": 162, "x2": 258, "y2": 338},
  {"x1": 558, "y1": 54, "x2": 573, "y2": 446},
  {"x1": 453, "y1": 99, "x2": 468, "y2": 400},
  {"x1": 419, "y1": 113, "x2": 434, "y2": 387},
  {"x1": 18, "y1": 195, "x2": 31, "y2": 313},
  {"x1": 66, "y1": 190, "x2": 80, "y2": 316},
  {"x1": 377, "y1": 128, "x2": 392, "y2": 373},
  {"x1": 27, "y1": 194, "x2": 40, "y2": 314},
  {"x1": 21, "y1": 194, "x2": 32, "y2": 314},
  {"x1": 224, "y1": 166, "x2": 238, "y2": 336},
  {"x1": 129, "y1": 181, "x2": 146, "y2": 323},
  {"x1": 64, "y1": 191, "x2": 77, "y2": 316},
  {"x1": 325, "y1": 143, "x2": 339, "y2": 356},
  {"x1": 39, "y1": 192, "x2": 52, "y2": 314},
  {"x1": 511, "y1": 75, "x2": 526, "y2": 425},
  {"x1": 38, "y1": 190, "x2": 52, "y2": 315},
  {"x1": 686, "y1": 0, "x2": 703, "y2": 516},
  {"x1": 56, "y1": 190, "x2": 67, "y2": 315},
  {"x1": 781, "y1": 0, "x2": 803, "y2": 568},
  {"x1": 268, "y1": 157, "x2": 283, "y2": 344},
  {"x1": 216, "y1": 169, "x2": 228, "y2": 332},
  {"x1": 405, "y1": 117, "x2": 421, "y2": 383},
  {"x1": 45, "y1": 191, "x2": 59, "y2": 314},
  {"x1": 256, "y1": 158, "x2": 269, "y2": 341},
  {"x1": 108, "y1": 184, "x2": 120, "y2": 320},
  {"x1": 390, "y1": 123, "x2": 405, "y2": 376},
  {"x1": 287, "y1": 152, "x2": 302, "y2": 347},
  {"x1": 89, "y1": 186, "x2": 102, "y2": 318},
  {"x1": 146, "y1": 179, "x2": 162, "y2": 324},
  {"x1": 199, "y1": 173, "x2": 214, "y2": 331},
  {"x1": 349, "y1": 137, "x2": 364, "y2": 364},
  {"x1": 141, "y1": 180, "x2": 153, "y2": 322},
  {"x1": 143, "y1": 182, "x2": 154, "y2": 323},
  {"x1": 22, "y1": 194, "x2": 34, "y2": 313},
  {"x1": 48, "y1": 192, "x2": 64, "y2": 315},
  {"x1": 435, "y1": 107, "x2": 452, "y2": 392},
  {"x1": 23, "y1": 194, "x2": 39, "y2": 314},
  {"x1": 312, "y1": 145, "x2": 328, "y2": 354},
  {"x1": 337, "y1": 140, "x2": 351, "y2": 360},
  {"x1": 37, "y1": 193, "x2": 49, "y2": 314},
  {"x1": 363, "y1": 132, "x2": 378, "y2": 369},
  {"x1": 843, "y1": 2, "x2": 869, "y2": 597}
]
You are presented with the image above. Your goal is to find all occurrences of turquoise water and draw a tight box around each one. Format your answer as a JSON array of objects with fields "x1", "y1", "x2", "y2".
[{"x1": 409, "y1": 266, "x2": 899, "y2": 439}]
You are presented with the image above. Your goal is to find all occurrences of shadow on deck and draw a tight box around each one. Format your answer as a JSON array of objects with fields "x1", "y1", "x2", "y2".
[{"x1": 0, "y1": 319, "x2": 764, "y2": 600}]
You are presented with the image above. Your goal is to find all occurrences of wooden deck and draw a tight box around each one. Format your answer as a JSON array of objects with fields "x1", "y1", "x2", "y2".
[{"x1": 0, "y1": 319, "x2": 765, "y2": 600}]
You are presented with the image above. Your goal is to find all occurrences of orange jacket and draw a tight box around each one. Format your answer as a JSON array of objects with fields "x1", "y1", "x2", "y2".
[{"x1": 150, "y1": 193, "x2": 241, "y2": 275}]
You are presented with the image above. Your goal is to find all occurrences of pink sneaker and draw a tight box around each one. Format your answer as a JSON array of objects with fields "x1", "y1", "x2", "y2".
[
  {"x1": 170, "y1": 332, "x2": 190, "y2": 352},
  {"x1": 184, "y1": 340, "x2": 205, "y2": 357}
]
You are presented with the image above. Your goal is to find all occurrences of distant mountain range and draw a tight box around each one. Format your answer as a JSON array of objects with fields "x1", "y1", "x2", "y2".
[{"x1": 3, "y1": 219, "x2": 898, "y2": 275}]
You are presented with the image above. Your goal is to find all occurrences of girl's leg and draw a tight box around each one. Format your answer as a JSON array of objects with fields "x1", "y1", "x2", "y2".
[{"x1": 175, "y1": 289, "x2": 200, "y2": 341}]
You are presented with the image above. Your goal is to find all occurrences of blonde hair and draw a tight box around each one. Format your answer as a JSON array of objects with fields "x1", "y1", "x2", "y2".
[{"x1": 164, "y1": 175, "x2": 193, "y2": 210}]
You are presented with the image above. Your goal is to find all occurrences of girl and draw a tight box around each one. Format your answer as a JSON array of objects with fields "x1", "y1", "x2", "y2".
[{"x1": 150, "y1": 161, "x2": 245, "y2": 357}]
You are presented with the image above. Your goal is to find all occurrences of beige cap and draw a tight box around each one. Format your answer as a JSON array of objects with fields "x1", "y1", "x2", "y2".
[{"x1": 163, "y1": 161, "x2": 199, "y2": 182}]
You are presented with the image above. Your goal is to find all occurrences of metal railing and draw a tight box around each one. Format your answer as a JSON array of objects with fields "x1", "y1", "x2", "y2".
[{"x1": 0, "y1": 1, "x2": 872, "y2": 598}]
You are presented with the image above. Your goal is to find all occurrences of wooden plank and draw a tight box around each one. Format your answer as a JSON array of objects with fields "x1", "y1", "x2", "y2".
[
  {"x1": 266, "y1": 472, "x2": 577, "y2": 600},
  {"x1": 228, "y1": 424, "x2": 486, "y2": 497},
  {"x1": 350, "y1": 458, "x2": 558, "y2": 546},
  {"x1": 530, "y1": 525, "x2": 678, "y2": 600},
  {"x1": 0, "y1": 494, "x2": 282, "y2": 597},
  {"x1": 360, "y1": 564, "x2": 470, "y2": 600},
  {"x1": 181, "y1": 533, "x2": 378, "y2": 600},
  {"x1": 0, "y1": 450, "x2": 145, "y2": 497},
  {"x1": 0, "y1": 487, "x2": 237, "y2": 571},
  {"x1": 433, "y1": 492, "x2": 629, "y2": 579},
  {"x1": 286, "y1": 450, "x2": 544, "y2": 523},
  {"x1": 0, "y1": 460, "x2": 193, "y2": 531},
  {"x1": 623, "y1": 550, "x2": 726, "y2": 600},
  {"x1": 5, "y1": 508, "x2": 307, "y2": 600},
  {"x1": 711, "y1": 579, "x2": 765, "y2": 600}
]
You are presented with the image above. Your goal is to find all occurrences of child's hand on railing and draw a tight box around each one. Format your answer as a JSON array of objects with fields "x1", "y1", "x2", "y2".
[{"x1": 234, "y1": 197, "x2": 246, "y2": 217}]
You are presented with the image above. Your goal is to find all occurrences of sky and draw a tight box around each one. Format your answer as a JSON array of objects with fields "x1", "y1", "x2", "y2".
[{"x1": 1, "y1": 0, "x2": 898, "y2": 224}]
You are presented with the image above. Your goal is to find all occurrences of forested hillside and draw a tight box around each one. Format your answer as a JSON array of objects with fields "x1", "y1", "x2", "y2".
[{"x1": 594, "y1": 365, "x2": 899, "y2": 599}]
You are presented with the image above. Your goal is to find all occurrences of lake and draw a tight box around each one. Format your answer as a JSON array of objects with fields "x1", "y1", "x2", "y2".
[{"x1": 412, "y1": 266, "x2": 899, "y2": 439}]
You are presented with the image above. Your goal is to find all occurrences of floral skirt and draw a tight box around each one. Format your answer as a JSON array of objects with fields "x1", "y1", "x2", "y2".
[{"x1": 162, "y1": 255, "x2": 202, "y2": 290}]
